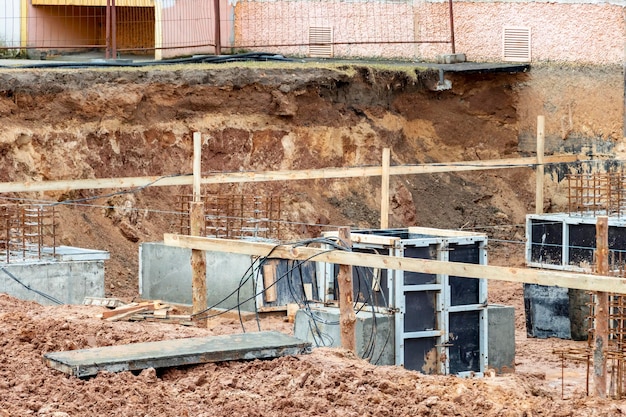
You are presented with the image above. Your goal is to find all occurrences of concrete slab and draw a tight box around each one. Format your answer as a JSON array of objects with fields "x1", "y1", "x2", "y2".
[
  {"x1": 44, "y1": 331, "x2": 311, "y2": 378},
  {"x1": 42, "y1": 246, "x2": 110, "y2": 262}
]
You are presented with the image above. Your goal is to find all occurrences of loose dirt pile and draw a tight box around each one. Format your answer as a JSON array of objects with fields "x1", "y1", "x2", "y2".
[{"x1": 0, "y1": 293, "x2": 624, "y2": 417}]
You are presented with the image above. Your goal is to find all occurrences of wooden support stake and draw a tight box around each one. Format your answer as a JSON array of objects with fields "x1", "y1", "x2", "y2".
[
  {"x1": 535, "y1": 115, "x2": 545, "y2": 215},
  {"x1": 594, "y1": 216, "x2": 609, "y2": 398},
  {"x1": 381, "y1": 148, "x2": 391, "y2": 229},
  {"x1": 193, "y1": 132, "x2": 202, "y2": 202},
  {"x1": 191, "y1": 132, "x2": 207, "y2": 327},
  {"x1": 337, "y1": 227, "x2": 356, "y2": 353}
]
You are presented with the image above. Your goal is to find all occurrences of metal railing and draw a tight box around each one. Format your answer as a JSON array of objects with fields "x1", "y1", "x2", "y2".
[{"x1": 0, "y1": 0, "x2": 454, "y2": 60}]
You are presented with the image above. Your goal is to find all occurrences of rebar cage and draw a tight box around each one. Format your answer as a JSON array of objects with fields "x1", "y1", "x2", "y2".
[{"x1": 0, "y1": 203, "x2": 57, "y2": 263}]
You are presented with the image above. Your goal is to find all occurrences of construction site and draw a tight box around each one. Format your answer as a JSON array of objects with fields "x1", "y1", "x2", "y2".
[{"x1": 0, "y1": 0, "x2": 625, "y2": 415}]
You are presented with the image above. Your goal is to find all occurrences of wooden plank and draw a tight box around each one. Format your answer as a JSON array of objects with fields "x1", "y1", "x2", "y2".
[
  {"x1": 106, "y1": 307, "x2": 149, "y2": 322},
  {"x1": 381, "y1": 148, "x2": 391, "y2": 229},
  {"x1": 535, "y1": 115, "x2": 545, "y2": 215},
  {"x1": 594, "y1": 216, "x2": 609, "y2": 398},
  {"x1": 100, "y1": 302, "x2": 157, "y2": 319},
  {"x1": 257, "y1": 306, "x2": 288, "y2": 313},
  {"x1": 43, "y1": 331, "x2": 311, "y2": 378},
  {"x1": 163, "y1": 234, "x2": 626, "y2": 294},
  {"x1": 337, "y1": 227, "x2": 356, "y2": 353},
  {"x1": 205, "y1": 307, "x2": 256, "y2": 322},
  {"x1": 407, "y1": 226, "x2": 487, "y2": 238},
  {"x1": 0, "y1": 155, "x2": 579, "y2": 194},
  {"x1": 323, "y1": 231, "x2": 401, "y2": 246},
  {"x1": 262, "y1": 261, "x2": 278, "y2": 303}
]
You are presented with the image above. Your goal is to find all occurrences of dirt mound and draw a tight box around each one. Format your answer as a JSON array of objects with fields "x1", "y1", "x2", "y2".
[{"x1": 0, "y1": 293, "x2": 623, "y2": 416}]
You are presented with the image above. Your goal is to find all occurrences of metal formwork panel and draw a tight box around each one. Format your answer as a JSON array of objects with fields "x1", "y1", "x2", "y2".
[
  {"x1": 321, "y1": 228, "x2": 488, "y2": 376},
  {"x1": 526, "y1": 214, "x2": 626, "y2": 271}
]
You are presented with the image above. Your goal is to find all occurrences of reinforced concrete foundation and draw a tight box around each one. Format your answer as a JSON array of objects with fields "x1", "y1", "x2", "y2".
[
  {"x1": 140, "y1": 242, "x2": 257, "y2": 311},
  {"x1": 293, "y1": 305, "x2": 395, "y2": 366},
  {"x1": 0, "y1": 246, "x2": 108, "y2": 305}
]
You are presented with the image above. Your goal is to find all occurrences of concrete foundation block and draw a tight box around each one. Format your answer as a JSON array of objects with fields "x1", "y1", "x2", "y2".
[
  {"x1": 524, "y1": 284, "x2": 571, "y2": 339},
  {"x1": 488, "y1": 304, "x2": 515, "y2": 374},
  {"x1": 140, "y1": 242, "x2": 257, "y2": 311},
  {"x1": 0, "y1": 260, "x2": 105, "y2": 305},
  {"x1": 436, "y1": 53, "x2": 467, "y2": 64},
  {"x1": 293, "y1": 305, "x2": 395, "y2": 365}
]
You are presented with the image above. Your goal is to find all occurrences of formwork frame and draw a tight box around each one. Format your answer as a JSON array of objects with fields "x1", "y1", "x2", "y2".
[{"x1": 319, "y1": 227, "x2": 488, "y2": 376}]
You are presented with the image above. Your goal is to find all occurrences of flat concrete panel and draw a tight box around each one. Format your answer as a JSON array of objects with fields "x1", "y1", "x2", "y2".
[
  {"x1": 488, "y1": 305, "x2": 515, "y2": 374},
  {"x1": 524, "y1": 284, "x2": 571, "y2": 339},
  {"x1": 0, "y1": 261, "x2": 105, "y2": 305},
  {"x1": 293, "y1": 305, "x2": 394, "y2": 366},
  {"x1": 42, "y1": 246, "x2": 110, "y2": 261},
  {"x1": 140, "y1": 242, "x2": 256, "y2": 311},
  {"x1": 44, "y1": 331, "x2": 311, "y2": 378}
]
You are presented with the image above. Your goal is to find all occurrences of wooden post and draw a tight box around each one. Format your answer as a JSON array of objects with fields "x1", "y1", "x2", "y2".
[
  {"x1": 535, "y1": 115, "x2": 545, "y2": 215},
  {"x1": 594, "y1": 216, "x2": 609, "y2": 398},
  {"x1": 381, "y1": 148, "x2": 391, "y2": 229},
  {"x1": 337, "y1": 227, "x2": 356, "y2": 353},
  {"x1": 191, "y1": 132, "x2": 207, "y2": 327}
]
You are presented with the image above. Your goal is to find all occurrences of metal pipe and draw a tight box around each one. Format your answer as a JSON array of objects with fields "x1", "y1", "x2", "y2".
[
  {"x1": 105, "y1": 0, "x2": 111, "y2": 59},
  {"x1": 448, "y1": 0, "x2": 456, "y2": 54},
  {"x1": 214, "y1": 0, "x2": 221, "y2": 55},
  {"x1": 111, "y1": 0, "x2": 117, "y2": 59}
]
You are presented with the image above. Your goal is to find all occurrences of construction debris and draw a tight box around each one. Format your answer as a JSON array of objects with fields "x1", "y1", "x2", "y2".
[{"x1": 83, "y1": 296, "x2": 124, "y2": 308}]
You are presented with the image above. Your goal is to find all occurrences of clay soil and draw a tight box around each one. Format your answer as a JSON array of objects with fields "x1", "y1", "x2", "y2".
[{"x1": 0, "y1": 61, "x2": 624, "y2": 415}]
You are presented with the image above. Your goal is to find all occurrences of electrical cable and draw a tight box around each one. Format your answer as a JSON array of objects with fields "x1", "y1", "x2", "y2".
[
  {"x1": 49, "y1": 173, "x2": 192, "y2": 207},
  {"x1": 192, "y1": 241, "x2": 340, "y2": 320}
]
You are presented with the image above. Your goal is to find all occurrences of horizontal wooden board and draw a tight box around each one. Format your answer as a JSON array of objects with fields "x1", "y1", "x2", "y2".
[
  {"x1": 0, "y1": 155, "x2": 578, "y2": 194},
  {"x1": 163, "y1": 234, "x2": 626, "y2": 294}
]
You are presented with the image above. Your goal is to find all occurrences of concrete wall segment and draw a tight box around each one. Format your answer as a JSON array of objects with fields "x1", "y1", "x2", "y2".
[{"x1": 0, "y1": 261, "x2": 104, "y2": 306}]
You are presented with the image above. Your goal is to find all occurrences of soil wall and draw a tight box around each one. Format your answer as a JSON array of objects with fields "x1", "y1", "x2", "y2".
[{"x1": 0, "y1": 62, "x2": 621, "y2": 298}]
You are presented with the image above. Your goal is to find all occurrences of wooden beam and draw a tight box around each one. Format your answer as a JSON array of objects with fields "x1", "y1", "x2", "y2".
[
  {"x1": 0, "y1": 155, "x2": 579, "y2": 194},
  {"x1": 535, "y1": 115, "x2": 545, "y2": 215},
  {"x1": 337, "y1": 227, "x2": 356, "y2": 353},
  {"x1": 323, "y1": 231, "x2": 400, "y2": 246},
  {"x1": 163, "y1": 233, "x2": 626, "y2": 294},
  {"x1": 190, "y1": 132, "x2": 207, "y2": 327},
  {"x1": 380, "y1": 148, "x2": 391, "y2": 229},
  {"x1": 594, "y1": 216, "x2": 609, "y2": 398},
  {"x1": 262, "y1": 261, "x2": 278, "y2": 303},
  {"x1": 408, "y1": 226, "x2": 486, "y2": 238}
]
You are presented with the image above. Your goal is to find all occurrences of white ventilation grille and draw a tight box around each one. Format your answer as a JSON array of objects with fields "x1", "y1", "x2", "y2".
[
  {"x1": 502, "y1": 27, "x2": 531, "y2": 62},
  {"x1": 308, "y1": 27, "x2": 333, "y2": 58}
]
